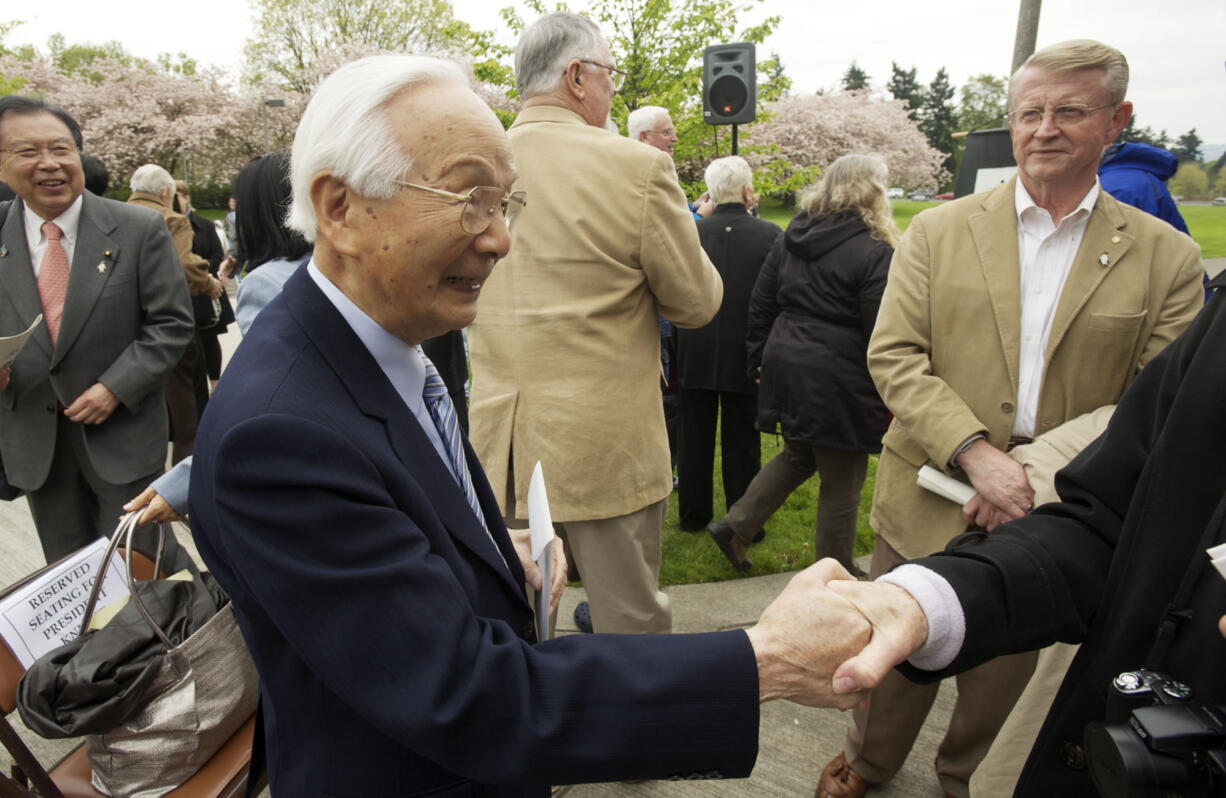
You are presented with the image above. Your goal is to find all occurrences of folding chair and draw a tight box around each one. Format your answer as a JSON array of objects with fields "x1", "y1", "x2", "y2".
[{"x1": 0, "y1": 548, "x2": 258, "y2": 798}]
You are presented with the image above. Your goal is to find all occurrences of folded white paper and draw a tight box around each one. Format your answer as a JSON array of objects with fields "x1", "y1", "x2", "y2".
[
  {"x1": 528, "y1": 462, "x2": 556, "y2": 640},
  {"x1": 916, "y1": 465, "x2": 976, "y2": 506},
  {"x1": 1207, "y1": 543, "x2": 1226, "y2": 581}
]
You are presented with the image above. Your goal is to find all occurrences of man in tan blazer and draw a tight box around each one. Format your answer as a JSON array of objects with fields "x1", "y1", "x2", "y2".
[
  {"x1": 816, "y1": 40, "x2": 1204, "y2": 798},
  {"x1": 468, "y1": 11, "x2": 722, "y2": 634}
]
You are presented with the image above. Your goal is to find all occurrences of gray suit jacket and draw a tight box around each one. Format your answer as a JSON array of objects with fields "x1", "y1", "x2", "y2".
[{"x1": 0, "y1": 192, "x2": 194, "y2": 489}]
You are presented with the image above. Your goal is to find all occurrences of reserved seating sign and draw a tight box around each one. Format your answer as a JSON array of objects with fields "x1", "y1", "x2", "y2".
[{"x1": 0, "y1": 537, "x2": 130, "y2": 668}]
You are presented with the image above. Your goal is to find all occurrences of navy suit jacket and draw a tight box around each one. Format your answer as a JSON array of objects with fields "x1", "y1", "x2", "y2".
[{"x1": 189, "y1": 268, "x2": 759, "y2": 797}]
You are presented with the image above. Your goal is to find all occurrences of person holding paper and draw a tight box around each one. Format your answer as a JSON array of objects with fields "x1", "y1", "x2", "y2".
[
  {"x1": 189, "y1": 54, "x2": 880, "y2": 797},
  {"x1": 816, "y1": 40, "x2": 1204, "y2": 798},
  {"x1": 820, "y1": 268, "x2": 1226, "y2": 794},
  {"x1": 0, "y1": 96, "x2": 194, "y2": 563}
]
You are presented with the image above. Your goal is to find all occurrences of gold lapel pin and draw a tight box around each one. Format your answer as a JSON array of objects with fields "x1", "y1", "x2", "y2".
[
  {"x1": 0, "y1": 244, "x2": 7, "y2": 257},
  {"x1": 1111, "y1": 235, "x2": 1121, "y2": 244},
  {"x1": 1099, "y1": 252, "x2": 1110, "y2": 267}
]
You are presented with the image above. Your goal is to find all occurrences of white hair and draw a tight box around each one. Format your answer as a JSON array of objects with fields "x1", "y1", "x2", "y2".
[
  {"x1": 627, "y1": 106, "x2": 670, "y2": 142},
  {"x1": 129, "y1": 164, "x2": 175, "y2": 197},
  {"x1": 287, "y1": 54, "x2": 469, "y2": 242},
  {"x1": 704, "y1": 156, "x2": 753, "y2": 205},
  {"x1": 514, "y1": 11, "x2": 605, "y2": 100}
]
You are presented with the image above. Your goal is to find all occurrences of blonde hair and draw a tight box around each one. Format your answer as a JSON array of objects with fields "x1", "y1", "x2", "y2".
[
  {"x1": 1010, "y1": 39, "x2": 1129, "y2": 108},
  {"x1": 799, "y1": 154, "x2": 899, "y2": 246}
]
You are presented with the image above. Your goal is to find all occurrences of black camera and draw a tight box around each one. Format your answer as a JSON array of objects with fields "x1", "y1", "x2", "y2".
[{"x1": 1084, "y1": 669, "x2": 1226, "y2": 797}]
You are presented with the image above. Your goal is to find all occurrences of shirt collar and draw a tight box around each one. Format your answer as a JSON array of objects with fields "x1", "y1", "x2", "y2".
[
  {"x1": 306, "y1": 260, "x2": 426, "y2": 414},
  {"x1": 1014, "y1": 178, "x2": 1099, "y2": 228},
  {"x1": 23, "y1": 192, "x2": 84, "y2": 250}
]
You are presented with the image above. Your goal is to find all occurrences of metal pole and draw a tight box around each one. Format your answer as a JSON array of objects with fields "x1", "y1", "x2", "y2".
[
  {"x1": 1011, "y1": 0, "x2": 1042, "y2": 75},
  {"x1": 261, "y1": 98, "x2": 269, "y2": 154},
  {"x1": 732, "y1": 124, "x2": 738, "y2": 155}
]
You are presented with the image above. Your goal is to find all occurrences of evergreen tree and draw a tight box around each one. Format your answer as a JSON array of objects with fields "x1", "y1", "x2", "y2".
[
  {"x1": 919, "y1": 67, "x2": 956, "y2": 173},
  {"x1": 1172, "y1": 128, "x2": 1203, "y2": 163},
  {"x1": 1119, "y1": 116, "x2": 1171, "y2": 150},
  {"x1": 841, "y1": 61, "x2": 870, "y2": 91},
  {"x1": 887, "y1": 62, "x2": 923, "y2": 120}
]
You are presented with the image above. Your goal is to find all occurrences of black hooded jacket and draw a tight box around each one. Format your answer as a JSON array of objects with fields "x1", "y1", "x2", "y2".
[{"x1": 747, "y1": 210, "x2": 892, "y2": 451}]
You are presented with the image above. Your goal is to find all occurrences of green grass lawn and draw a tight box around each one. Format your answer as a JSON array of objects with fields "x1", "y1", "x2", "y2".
[{"x1": 1178, "y1": 205, "x2": 1226, "y2": 258}]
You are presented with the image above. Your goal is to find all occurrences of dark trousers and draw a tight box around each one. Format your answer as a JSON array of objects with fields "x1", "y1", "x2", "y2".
[
  {"x1": 722, "y1": 439, "x2": 867, "y2": 573},
  {"x1": 164, "y1": 332, "x2": 200, "y2": 464},
  {"x1": 677, "y1": 389, "x2": 759, "y2": 531},
  {"x1": 25, "y1": 414, "x2": 191, "y2": 570}
]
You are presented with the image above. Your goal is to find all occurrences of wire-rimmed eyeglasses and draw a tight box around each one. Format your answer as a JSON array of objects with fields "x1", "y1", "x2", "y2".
[
  {"x1": 576, "y1": 59, "x2": 626, "y2": 89},
  {"x1": 1006, "y1": 104, "x2": 1110, "y2": 130},
  {"x1": 396, "y1": 182, "x2": 527, "y2": 234}
]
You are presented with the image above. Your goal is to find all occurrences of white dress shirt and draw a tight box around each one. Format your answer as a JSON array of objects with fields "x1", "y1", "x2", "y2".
[
  {"x1": 1013, "y1": 179, "x2": 1099, "y2": 438},
  {"x1": 23, "y1": 194, "x2": 84, "y2": 277}
]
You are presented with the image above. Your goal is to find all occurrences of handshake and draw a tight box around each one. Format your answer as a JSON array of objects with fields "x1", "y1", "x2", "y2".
[{"x1": 745, "y1": 560, "x2": 932, "y2": 709}]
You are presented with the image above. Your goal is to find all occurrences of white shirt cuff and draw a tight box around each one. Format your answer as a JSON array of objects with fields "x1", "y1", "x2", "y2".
[{"x1": 877, "y1": 564, "x2": 965, "y2": 671}]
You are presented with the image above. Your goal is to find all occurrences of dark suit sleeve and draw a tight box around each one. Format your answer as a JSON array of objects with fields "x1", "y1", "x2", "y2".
[
  {"x1": 207, "y1": 412, "x2": 760, "y2": 784},
  {"x1": 97, "y1": 211, "x2": 194, "y2": 408},
  {"x1": 745, "y1": 231, "x2": 784, "y2": 378},
  {"x1": 903, "y1": 290, "x2": 1213, "y2": 679}
]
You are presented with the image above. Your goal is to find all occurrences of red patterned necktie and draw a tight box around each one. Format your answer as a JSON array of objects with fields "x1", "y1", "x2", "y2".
[{"x1": 38, "y1": 221, "x2": 70, "y2": 347}]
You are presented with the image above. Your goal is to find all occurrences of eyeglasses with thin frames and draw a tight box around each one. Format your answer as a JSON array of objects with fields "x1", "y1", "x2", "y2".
[
  {"x1": 396, "y1": 182, "x2": 527, "y2": 234},
  {"x1": 1006, "y1": 104, "x2": 1110, "y2": 130},
  {"x1": 575, "y1": 59, "x2": 626, "y2": 90}
]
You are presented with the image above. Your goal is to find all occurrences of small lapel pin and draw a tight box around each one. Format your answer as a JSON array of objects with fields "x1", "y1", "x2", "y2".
[
  {"x1": 97, "y1": 261, "x2": 107, "y2": 274},
  {"x1": 1111, "y1": 235, "x2": 1121, "y2": 244},
  {"x1": 0, "y1": 244, "x2": 7, "y2": 257},
  {"x1": 1099, "y1": 252, "x2": 1110, "y2": 267},
  {"x1": 104, "y1": 250, "x2": 112, "y2": 257}
]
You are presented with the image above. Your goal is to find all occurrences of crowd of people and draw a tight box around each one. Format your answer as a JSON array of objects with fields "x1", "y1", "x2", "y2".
[{"x1": 0, "y1": 14, "x2": 1222, "y2": 798}]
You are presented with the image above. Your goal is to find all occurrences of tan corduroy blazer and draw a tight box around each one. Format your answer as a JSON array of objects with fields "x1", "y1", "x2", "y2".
[
  {"x1": 468, "y1": 106, "x2": 722, "y2": 521},
  {"x1": 867, "y1": 177, "x2": 1203, "y2": 559}
]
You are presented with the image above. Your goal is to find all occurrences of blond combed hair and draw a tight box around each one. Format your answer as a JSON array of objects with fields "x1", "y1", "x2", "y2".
[
  {"x1": 1010, "y1": 39, "x2": 1129, "y2": 108},
  {"x1": 799, "y1": 154, "x2": 899, "y2": 247}
]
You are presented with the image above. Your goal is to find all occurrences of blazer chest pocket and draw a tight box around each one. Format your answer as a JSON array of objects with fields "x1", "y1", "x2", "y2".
[{"x1": 1087, "y1": 310, "x2": 1146, "y2": 333}]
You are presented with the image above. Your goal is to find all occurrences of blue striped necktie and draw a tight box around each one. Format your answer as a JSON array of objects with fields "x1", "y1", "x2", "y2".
[{"x1": 421, "y1": 355, "x2": 487, "y2": 530}]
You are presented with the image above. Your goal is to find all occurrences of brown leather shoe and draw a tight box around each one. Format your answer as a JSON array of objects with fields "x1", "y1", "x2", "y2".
[
  {"x1": 708, "y1": 519, "x2": 751, "y2": 571},
  {"x1": 815, "y1": 752, "x2": 868, "y2": 798}
]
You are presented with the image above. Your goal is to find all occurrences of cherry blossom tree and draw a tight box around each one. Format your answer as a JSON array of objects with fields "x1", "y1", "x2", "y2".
[{"x1": 740, "y1": 89, "x2": 949, "y2": 196}]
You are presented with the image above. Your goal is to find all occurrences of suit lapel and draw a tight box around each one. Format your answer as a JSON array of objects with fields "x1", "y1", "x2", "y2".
[
  {"x1": 284, "y1": 271, "x2": 528, "y2": 600},
  {"x1": 967, "y1": 179, "x2": 1023, "y2": 395},
  {"x1": 1045, "y1": 192, "x2": 1132, "y2": 360},
  {"x1": 54, "y1": 193, "x2": 119, "y2": 364},
  {"x1": 0, "y1": 199, "x2": 54, "y2": 357}
]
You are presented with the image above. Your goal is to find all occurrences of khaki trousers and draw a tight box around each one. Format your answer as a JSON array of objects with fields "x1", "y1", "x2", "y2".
[
  {"x1": 970, "y1": 642, "x2": 1078, "y2": 795},
  {"x1": 555, "y1": 500, "x2": 671, "y2": 634},
  {"x1": 843, "y1": 537, "x2": 1036, "y2": 798},
  {"x1": 504, "y1": 460, "x2": 670, "y2": 634}
]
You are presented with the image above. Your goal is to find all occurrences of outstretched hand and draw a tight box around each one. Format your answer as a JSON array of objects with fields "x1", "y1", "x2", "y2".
[
  {"x1": 825, "y1": 579, "x2": 930, "y2": 695},
  {"x1": 746, "y1": 559, "x2": 872, "y2": 710}
]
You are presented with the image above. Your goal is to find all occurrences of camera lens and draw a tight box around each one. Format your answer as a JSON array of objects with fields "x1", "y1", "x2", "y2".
[{"x1": 1086, "y1": 721, "x2": 1191, "y2": 797}]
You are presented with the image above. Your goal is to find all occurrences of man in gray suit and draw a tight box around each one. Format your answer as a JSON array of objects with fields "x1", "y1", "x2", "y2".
[{"x1": 0, "y1": 96, "x2": 193, "y2": 562}]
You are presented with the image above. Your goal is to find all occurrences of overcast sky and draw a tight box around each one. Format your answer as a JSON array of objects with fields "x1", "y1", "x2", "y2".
[{"x1": 7, "y1": 0, "x2": 1225, "y2": 145}]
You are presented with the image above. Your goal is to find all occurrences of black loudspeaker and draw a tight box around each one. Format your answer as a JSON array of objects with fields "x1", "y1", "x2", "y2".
[{"x1": 703, "y1": 43, "x2": 756, "y2": 125}]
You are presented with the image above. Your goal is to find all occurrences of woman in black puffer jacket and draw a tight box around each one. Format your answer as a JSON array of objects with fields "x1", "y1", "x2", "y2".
[{"x1": 708, "y1": 154, "x2": 898, "y2": 575}]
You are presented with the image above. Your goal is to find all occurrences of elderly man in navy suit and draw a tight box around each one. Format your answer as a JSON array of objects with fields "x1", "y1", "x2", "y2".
[
  {"x1": 0, "y1": 96, "x2": 193, "y2": 562},
  {"x1": 189, "y1": 54, "x2": 881, "y2": 796}
]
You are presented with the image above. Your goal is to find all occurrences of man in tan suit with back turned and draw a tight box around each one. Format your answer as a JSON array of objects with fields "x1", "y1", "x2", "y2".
[
  {"x1": 816, "y1": 39, "x2": 1204, "y2": 798},
  {"x1": 468, "y1": 10, "x2": 722, "y2": 634}
]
